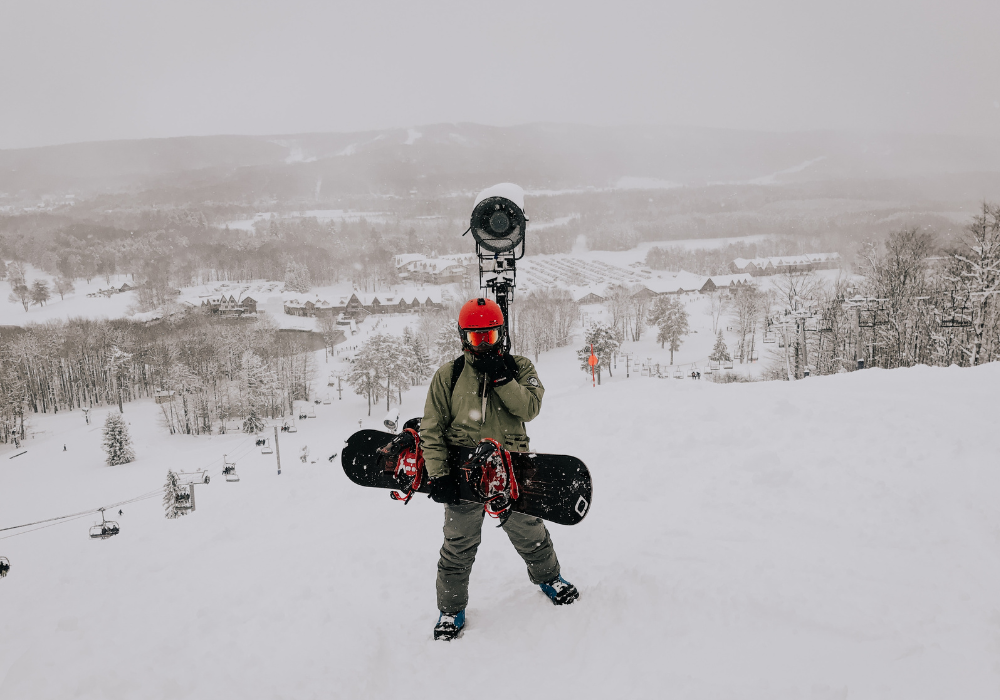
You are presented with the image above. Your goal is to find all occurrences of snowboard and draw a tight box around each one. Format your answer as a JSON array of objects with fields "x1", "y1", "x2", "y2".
[{"x1": 341, "y1": 429, "x2": 593, "y2": 526}]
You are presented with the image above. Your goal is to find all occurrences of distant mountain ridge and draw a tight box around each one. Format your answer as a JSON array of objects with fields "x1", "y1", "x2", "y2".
[{"x1": 2, "y1": 123, "x2": 999, "y2": 200}]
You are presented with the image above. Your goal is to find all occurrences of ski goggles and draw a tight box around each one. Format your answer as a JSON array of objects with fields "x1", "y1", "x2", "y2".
[{"x1": 464, "y1": 328, "x2": 501, "y2": 347}]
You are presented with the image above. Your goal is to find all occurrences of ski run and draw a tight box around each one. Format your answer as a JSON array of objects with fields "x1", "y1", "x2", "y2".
[{"x1": 1, "y1": 342, "x2": 998, "y2": 699}]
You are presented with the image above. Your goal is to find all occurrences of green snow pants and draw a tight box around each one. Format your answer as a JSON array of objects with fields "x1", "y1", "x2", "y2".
[{"x1": 436, "y1": 500, "x2": 561, "y2": 612}]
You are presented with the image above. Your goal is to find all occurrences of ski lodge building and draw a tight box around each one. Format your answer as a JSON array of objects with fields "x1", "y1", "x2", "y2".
[
  {"x1": 394, "y1": 253, "x2": 476, "y2": 285},
  {"x1": 729, "y1": 253, "x2": 840, "y2": 276},
  {"x1": 574, "y1": 272, "x2": 755, "y2": 304},
  {"x1": 283, "y1": 291, "x2": 444, "y2": 319},
  {"x1": 200, "y1": 295, "x2": 258, "y2": 316}
]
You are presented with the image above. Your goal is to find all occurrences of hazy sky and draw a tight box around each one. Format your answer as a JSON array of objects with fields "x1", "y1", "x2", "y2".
[{"x1": 2, "y1": 0, "x2": 998, "y2": 149}]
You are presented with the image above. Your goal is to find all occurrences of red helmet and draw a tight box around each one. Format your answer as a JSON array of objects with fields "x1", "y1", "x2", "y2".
[
  {"x1": 458, "y1": 298, "x2": 504, "y2": 329},
  {"x1": 458, "y1": 298, "x2": 504, "y2": 352}
]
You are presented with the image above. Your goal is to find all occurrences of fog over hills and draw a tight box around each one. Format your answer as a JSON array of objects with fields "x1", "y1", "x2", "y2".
[{"x1": 3, "y1": 123, "x2": 999, "y2": 201}]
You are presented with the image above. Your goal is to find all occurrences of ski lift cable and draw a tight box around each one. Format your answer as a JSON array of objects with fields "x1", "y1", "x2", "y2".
[
  {"x1": 0, "y1": 509, "x2": 97, "y2": 534},
  {"x1": 0, "y1": 425, "x2": 271, "y2": 540},
  {"x1": 0, "y1": 487, "x2": 165, "y2": 536},
  {"x1": 0, "y1": 512, "x2": 94, "y2": 541}
]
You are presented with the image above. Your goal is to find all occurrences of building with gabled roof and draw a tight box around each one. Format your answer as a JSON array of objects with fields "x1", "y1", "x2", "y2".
[{"x1": 201, "y1": 294, "x2": 257, "y2": 316}]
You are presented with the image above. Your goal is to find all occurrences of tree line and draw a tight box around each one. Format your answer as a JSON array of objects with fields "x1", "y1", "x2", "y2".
[
  {"x1": 759, "y1": 204, "x2": 1000, "y2": 377},
  {"x1": 0, "y1": 315, "x2": 317, "y2": 444}
]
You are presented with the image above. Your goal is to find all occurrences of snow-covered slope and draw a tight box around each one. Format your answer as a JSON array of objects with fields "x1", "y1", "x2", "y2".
[{"x1": 1, "y1": 347, "x2": 998, "y2": 699}]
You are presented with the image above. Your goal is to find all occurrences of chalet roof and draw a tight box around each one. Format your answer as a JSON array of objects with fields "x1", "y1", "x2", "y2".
[
  {"x1": 706, "y1": 273, "x2": 754, "y2": 287},
  {"x1": 643, "y1": 271, "x2": 707, "y2": 294},
  {"x1": 393, "y1": 253, "x2": 426, "y2": 268}
]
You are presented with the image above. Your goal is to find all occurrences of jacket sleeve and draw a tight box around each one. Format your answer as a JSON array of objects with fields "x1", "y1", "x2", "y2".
[
  {"x1": 420, "y1": 362, "x2": 453, "y2": 479},
  {"x1": 492, "y1": 355, "x2": 544, "y2": 422}
]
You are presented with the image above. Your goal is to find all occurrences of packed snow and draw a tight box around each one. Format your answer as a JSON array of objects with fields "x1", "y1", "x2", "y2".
[{"x1": 1, "y1": 338, "x2": 998, "y2": 699}]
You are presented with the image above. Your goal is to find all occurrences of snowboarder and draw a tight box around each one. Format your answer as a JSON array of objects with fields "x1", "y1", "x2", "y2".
[{"x1": 420, "y1": 298, "x2": 578, "y2": 641}]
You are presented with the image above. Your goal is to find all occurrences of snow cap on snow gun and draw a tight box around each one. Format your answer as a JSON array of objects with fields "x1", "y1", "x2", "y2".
[
  {"x1": 458, "y1": 298, "x2": 505, "y2": 355},
  {"x1": 383, "y1": 408, "x2": 400, "y2": 433},
  {"x1": 469, "y1": 183, "x2": 527, "y2": 254}
]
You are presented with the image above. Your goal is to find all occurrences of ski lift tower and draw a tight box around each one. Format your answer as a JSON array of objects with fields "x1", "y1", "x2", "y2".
[
  {"x1": 466, "y1": 184, "x2": 528, "y2": 352},
  {"x1": 774, "y1": 298, "x2": 818, "y2": 381}
]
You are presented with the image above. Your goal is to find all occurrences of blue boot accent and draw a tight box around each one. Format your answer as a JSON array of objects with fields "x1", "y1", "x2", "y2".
[
  {"x1": 434, "y1": 610, "x2": 466, "y2": 640},
  {"x1": 539, "y1": 575, "x2": 579, "y2": 605}
]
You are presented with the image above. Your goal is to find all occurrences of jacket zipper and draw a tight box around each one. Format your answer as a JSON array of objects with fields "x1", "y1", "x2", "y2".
[{"x1": 481, "y1": 375, "x2": 488, "y2": 424}]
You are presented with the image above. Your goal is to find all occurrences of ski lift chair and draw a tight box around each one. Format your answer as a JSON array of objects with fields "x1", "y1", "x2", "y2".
[
  {"x1": 673, "y1": 368, "x2": 683, "y2": 379},
  {"x1": 222, "y1": 458, "x2": 239, "y2": 482},
  {"x1": 178, "y1": 469, "x2": 210, "y2": 485},
  {"x1": 286, "y1": 420, "x2": 298, "y2": 433},
  {"x1": 322, "y1": 395, "x2": 331, "y2": 405},
  {"x1": 261, "y1": 438, "x2": 274, "y2": 454},
  {"x1": 89, "y1": 509, "x2": 120, "y2": 540},
  {"x1": 723, "y1": 359, "x2": 734, "y2": 370},
  {"x1": 0, "y1": 556, "x2": 10, "y2": 578},
  {"x1": 708, "y1": 360, "x2": 721, "y2": 372},
  {"x1": 307, "y1": 406, "x2": 316, "y2": 419},
  {"x1": 763, "y1": 332, "x2": 776, "y2": 344},
  {"x1": 173, "y1": 490, "x2": 193, "y2": 511}
]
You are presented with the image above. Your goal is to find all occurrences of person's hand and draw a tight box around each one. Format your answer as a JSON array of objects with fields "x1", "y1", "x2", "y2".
[
  {"x1": 474, "y1": 351, "x2": 515, "y2": 387},
  {"x1": 429, "y1": 472, "x2": 461, "y2": 504},
  {"x1": 377, "y1": 430, "x2": 416, "y2": 469}
]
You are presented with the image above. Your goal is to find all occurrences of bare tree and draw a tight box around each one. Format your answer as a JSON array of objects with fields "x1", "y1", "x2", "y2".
[
  {"x1": 859, "y1": 228, "x2": 934, "y2": 368},
  {"x1": 731, "y1": 285, "x2": 766, "y2": 364},
  {"x1": 7, "y1": 282, "x2": 30, "y2": 311},
  {"x1": 947, "y1": 202, "x2": 1000, "y2": 365},
  {"x1": 54, "y1": 277, "x2": 75, "y2": 300},
  {"x1": 708, "y1": 290, "x2": 728, "y2": 334}
]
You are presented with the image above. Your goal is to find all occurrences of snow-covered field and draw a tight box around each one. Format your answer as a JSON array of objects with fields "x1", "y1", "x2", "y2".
[
  {"x1": 0, "y1": 263, "x2": 453, "y2": 333},
  {"x1": 1, "y1": 339, "x2": 998, "y2": 699}
]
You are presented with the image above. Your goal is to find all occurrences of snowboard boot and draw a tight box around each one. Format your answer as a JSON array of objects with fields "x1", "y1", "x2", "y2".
[
  {"x1": 433, "y1": 610, "x2": 466, "y2": 641},
  {"x1": 540, "y1": 575, "x2": 579, "y2": 605}
]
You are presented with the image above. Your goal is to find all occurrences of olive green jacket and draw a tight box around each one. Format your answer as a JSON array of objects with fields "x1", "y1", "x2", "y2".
[{"x1": 420, "y1": 351, "x2": 544, "y2": 479}]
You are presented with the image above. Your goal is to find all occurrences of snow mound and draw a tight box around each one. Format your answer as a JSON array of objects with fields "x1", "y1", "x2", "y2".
[{"x1": 1, "y1": 348, "x2": 998, "y2": 698}]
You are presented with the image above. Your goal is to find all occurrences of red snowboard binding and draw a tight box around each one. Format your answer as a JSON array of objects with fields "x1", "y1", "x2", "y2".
[
  {"x1": 461, "y1": 438, "x2": 520, "y2": 525},
  {"x1": 378, "y1": 428, "x2": 426, "y2": 504}
]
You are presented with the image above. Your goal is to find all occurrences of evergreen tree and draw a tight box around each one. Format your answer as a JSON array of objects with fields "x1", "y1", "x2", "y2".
[
  {"x1": 576, "y1": 322, "x2": 622, "y2": 384},
  {"x1": 433, "y1": 319, "x2": 462, "y2": 365},
  {"x1": 102, "y1": 411, "x2": 136, "y2": 465},
  {"x1": 163, "y1": 470, "x2": 188, "y2": 519},
  {"x1": 402, "y1": 326, "x2": 432, "y2": 385},
  {"x1": 240, "y1": 350, "x2": 269, "y2": 433},
  {"x1": 30, "y1": 280, "x2": 51, "y2": 307},
  {"x1": 649, "y1": 296, "x2": 690, "y2": 363},
  {"x1": 411, "y1": 335, "x2": 432, "y2": 383},
  {"x1": 284, "y1": 261, "x2": 312, "y2": 293},
  {"x1": 709, "y1": 329, "x2": 732, "y2": 363}
]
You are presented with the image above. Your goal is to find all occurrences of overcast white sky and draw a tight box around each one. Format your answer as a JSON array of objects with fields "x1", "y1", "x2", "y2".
[{"x1": 1, "y1": 0, "x2": 998, "y2": 149}]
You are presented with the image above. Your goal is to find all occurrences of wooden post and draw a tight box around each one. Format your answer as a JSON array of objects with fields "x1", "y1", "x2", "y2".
[
  {"x1": 189, "y1": 484, "x2": 196, "y2": 512},
  {"x1": 274, "y1": 425, "x2": 282, "y2": 475}
]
